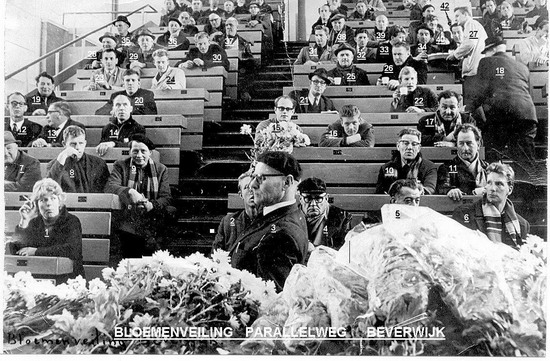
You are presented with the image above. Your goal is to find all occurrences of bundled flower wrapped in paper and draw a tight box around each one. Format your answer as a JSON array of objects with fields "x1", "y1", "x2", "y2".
[
  {"x1": 240, "y1": 121, "x2": 310, "y2": 159},
  {"x1": 244, "y1": 205, "x2": 546, "y2": 356}
]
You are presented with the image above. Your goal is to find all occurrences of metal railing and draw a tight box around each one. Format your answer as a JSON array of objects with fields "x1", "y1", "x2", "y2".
[{"x1": 4, "y1": 4, "x2": 158, "y2": 81}]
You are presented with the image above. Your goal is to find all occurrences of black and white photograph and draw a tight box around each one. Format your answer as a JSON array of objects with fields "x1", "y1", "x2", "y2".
[{"x1": 2, "y1": 0, "x2": 548, "y2": 356}]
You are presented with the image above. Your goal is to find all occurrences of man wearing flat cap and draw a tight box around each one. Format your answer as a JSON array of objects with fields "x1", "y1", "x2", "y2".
[
  {"x1": 328, "y1": 43, "x2": 371, "y2": 85},
  {"x1": 294, "y1": 25, "x2": 333, "y2": 65},
  {"x1": 229, "y1": 151, "x2": 308, "y2": 292},
  {"x1": 113, "y1": 15, "x2": 135, "y2": 49},
  {"x1": 469, "y1": 36, "x2": 538, "y2": 168},
  {"x1": 288, "y1": 68, "x2": 336, "y2": 113},
  {"x1": 87, "y1": 32, "x2": 127, "y2": 70},
  {"x1": 4, "y1": 131, "x2": 41, "y2": 192},
  {"x1": 327, "y1": 13, "x2": 356, "y2": 48},
  {"x1": 298, "y1": 177, "x2": 352, "y2": 254},
  {"x1": 127, "y1": 28, "x2": 165, "y2": 72},
  {"x1": 156, "y1": 17, "x2": 191, "y2": 50}
]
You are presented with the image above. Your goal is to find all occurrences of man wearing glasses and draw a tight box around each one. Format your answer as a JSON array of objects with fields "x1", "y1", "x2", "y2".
[
  {"x1": 31, "y1": 101, "x2": 85, "y2": 148},
  {"x1": 298, "y1": 177, "x2": 352, "y2": 254},
  {"x1": 376, "y1": 128, "x2": 437, "y2": 195},
  {"x1": 5, "y1": 92, "x2": 43, "y2": 146},
  {"x1": 288, "y1": 68, "x2": 336, "y2": 113},
  {"x1": 229, "y1": 151, "x2": 308, "y2": 292},
  {"x1": 254, "y1": 95, "x2": 299, "y2": 142}
]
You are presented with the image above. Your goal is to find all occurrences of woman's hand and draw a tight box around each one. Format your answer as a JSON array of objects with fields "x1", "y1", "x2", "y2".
[
  {"x1": 18, "y1": 199, "x2": 38, "y2": 229},
  {"x1": 17, "y1": 247, "x2": 37, "y2": 256}
]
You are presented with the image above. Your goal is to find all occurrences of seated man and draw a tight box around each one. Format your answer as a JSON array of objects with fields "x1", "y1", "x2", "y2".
[
  {"x1": 482, "y1": 0, "x2": 500, "y2": 36},
  {"x1": 127, "y1": 29, "x2": 165, "y2": 72},
  {"x1": 288, "y1": 68, "x2": 336, "y2": 113},
  {"x1": 374, "y1": 25, "x2": 407, "y2": 64},
  {"x1": 298, "y1": 177, "x2": 352, "y2": 253},
  {"x1": 176, "y1": 32, "x2": 230, "y2": 71},
  {"x1": 96, "y1": 94, "x2": 146, "y2": 156},
  {"x1": 156, "y1": 17, "x2": 191, "y2": 50},
  {"x1": 295, "y1": 25, "x2": 333, "y2": 65},
  {"x1": 452, "y1": 162, "x2": 530, "y2": 249},
  {"x1": 380, "y1": 41, "x2": 428, "y2": 90},
  {"x1": 234, "y1": 0, "x2": 250, "y2": 15},
  {"x1": 87, "y1": 49, "x2": 125, "y2": 91},
  {"x1": 113, "y1": 15, "x2": 134, "y2": 49},
  {"x1": 160, "y1": 0, "x2": 182, "y2": 26},
  {"x1": 151, "y1": 49, "x2": 187, "y2": 90},
  {"x1": 426, "y1": 15, "x2": 453, "y2": 51},
  {"x1": 311, "y1": 4, "x2": 333, "y2": 34},
  {"x1": 397, "y1": 0, "x2": 424, "y2": 20},
  {"x1": 418, "y1": 90, "x2": 476, "y2": 146},
  {"x1": 408, "y1": 4, "x2": 436, "y2": 44},
  {"x1": 47, "y1": 126, "x2": 110, "y2": 193},
  {"x1": 178, "y1": 11, "x2": 200, "y2": 36},
  {"x1": 367, "y1": 15, "x2": 391, "y2": 48},
  {"x1": 105, "y1": 134, "x2": 174, "y2": 262},
  {"x1": 328, "y1": 0, "x2": 348, "y2": 15},
  {"x1": 499, "y1": 1, "x2": 525, "y2": 30},
  {"x1": 31, "y1": 101, "x2": 85, "y2": 148},
  {"x1": 376, "y1": 128, "x2": 437, "y2": 194},
  {"x1": 354, "y1": 29, "x2": 374, "y2": 63},
  {"x1": 327, "y1": 14, "x2": 356, "y2": 48},
  {"x1": 95, "y1": 69, "x2": 158, "y2": 115},
  {"x1": 390, "y1": 66, "x2": 438, "y2": 113},
  {"x1": 5, "y1": 92, "x2": 42, "y2": 146},
  {"x1": 212, "y1": 172, "x2": 258, "y2": 252},
  {"x1": 204, "y1": 13, "x2": 225, "y2": 40},
  {"x1": 327, "y1": 43, "x2": 371, "y2": 85},
  {"x1": 410, "y1": 25, "x2": 440, "y2": 61},
  {"x1": 349, "y1": 1, "x2": 374, "y2": 21},
  {"x1": 87, "y1": 32, "x2": 127, "y2": 70},
  {"x1": 25, "y1": 72, "x2": 64, "y2": 116},
  {"x1": 437, "y1": 124, "x2": 488, "y2": 200},
  {"x1": 255, "y1": 95, "x2": 299, "y2": 141},
  {"x1": 190, "y1": 0, "x2": 206, "y2": 23},
  {"x1": 347, "y1": 179, "x2": 422, "y2": 238},
  {"x1": 223, "y1": 0, "x2": 236, "y2": 18},
  {"x1": 320, "y1": 104, "x2": 375, "y2": 147},
  {"x1": 204, "y1": 0, "x2": 226, "y2": 18},
  {"x1": 215, "y1": 17, "x2": 254, "y2": 60},
  {"x1": 254, "y1": 0, "x2": 273, "y2": 15},
  {"x1": 247, "y1": 2, "x2": 274, "y2": 57},
  {"x1": 4, "y1": 131, "x2": 41, "y2": 192},
  {"x1": 230, "y1": 151, "x2": 308, "y2": 292}
]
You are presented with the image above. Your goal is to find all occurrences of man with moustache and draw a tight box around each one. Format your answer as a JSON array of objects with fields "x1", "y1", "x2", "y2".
[
  {"x1": 31, "y1": 101, "x2": 85, "y2": 148},
  {"x1": 4, "y1": 131, "x2": 41, "y2": 192},
  {"x1": 229, "y1": 151, "x2": 308, "y2": 292},
  {"x1": 5, "y1": 92, "x2": 43, "y2": 146},
  {"x1": 212, "y1": 172, "x2": 258, "y2": 252}
]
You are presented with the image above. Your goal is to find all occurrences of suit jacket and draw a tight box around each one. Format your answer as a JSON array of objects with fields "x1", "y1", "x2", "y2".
[
  {"x1": 418, "y1": 112, "x2": 476, "y2": 146},
  {"x1": 328, "y1": 25, "x2": 356, "y2": 47},
  {"x1": 376, "y1": 153, "x2": 438, "y2": 194},
  {"x1": 36, "y1": 118, "x2": 86, "y2": 147},
  {"x1": 320, "y1": 120, "x2": 375, "y2": 147},
  {"x1": 24, "y1": 90, "x2": 64, "y2": 115},
  {"x1": 381, "y1": 56, "x2": 428, "y2": 84},
  {"x1": 470, "y1": 52, "x2": 537, "y2": 122},
  {"x1": 88, "y1": 66, "x2": 125, "y2": 90},
  {"x1": 95, "y1": 88, "x2": 158, "y2": 115},
  {"x1": 47, "y1": 152, "x2": 110, "y2": 193},
  {"x1": 294, "y1": 44, "x2": 333, "y2": 65},
  {"x1": 151, "y1": 67, "x2": 187, "y2": 90},
  {"x1": 176, "y1": 43, "x2": 230, "y2": 71},
  {"x1": 328, "y1": 64, "x2": 371, "y2": 85},
  {"x1": 4, "y1": 150, "x2": 42, "y2": 192},
  {"x1": 5, "y1": 118, "x2": 43, "y2": 146},
  {"x1": 213, "y1": 210, "x2": 254, "y2": 253},
  {"x1": 437, "y1": 155, "x2": 488, "y2": 195},
  {"x1": 452, "y1": 197, "x2": 530, "y2": 249},
  {"x1": 229, "y1": 202, "x2": 308, "y2": 292},
  {"x1": 100, "y1": 116, "x2": 146, "y2": 146},
  {"x1": 156, "y1": 31, "x2": 190, "y2": 51},
  {"x1": 288, "y1": 89, "x2": 336, "y2": 113},
  {"x1": 308, "y1": 205, "x2": 353, "y2": 250}
]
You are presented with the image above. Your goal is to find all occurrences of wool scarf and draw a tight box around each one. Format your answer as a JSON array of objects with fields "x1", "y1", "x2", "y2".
[
  {"x1": 481, "y1": 196, "x2": 521, "y2": 246},
  {"x1": 128, "y1": 158, "x2": 160, "y2": 200},
  {"x1": 461, "y1": 155, "x2": 488, "y2": 188}
]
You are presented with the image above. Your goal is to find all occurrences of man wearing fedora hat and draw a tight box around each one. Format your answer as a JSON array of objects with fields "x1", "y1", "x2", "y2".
[
  {"x1": 87, "y1": 32, "x2": 127, "y2": 70},
  {"x1": 288, "y1": 68, "x2": 336, "y2": 113},
  {"x1": 156, "y1": 17, "x2": 191, "y2": 50},
  {"x1": 127, "y1": 28, "x2": 165, "y2": 72},
  {"x1": 469, "y1": 35, "x2": 538, "y2": 168},
  {"x1": 4, "y1": 131, "x2": 41, "y2": 192},
  {"x1": 113, "y1": 15, "x2": 134, "y2": 49},
  {"x1": 297, "y1": 177, "x2": 352, "y2": 254},
  {"x1": 327, "y1": 13, "x2": 356, "y2": 48},
  {"x1": 328, "y1": 43, "x2": 371, "y2": 85},
  {"x1": 294, "y1": 25, "x2": 333, "y2": 65}
]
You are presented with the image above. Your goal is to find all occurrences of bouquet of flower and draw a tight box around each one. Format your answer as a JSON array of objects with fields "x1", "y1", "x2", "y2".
[
  {"x1": 240, "y1": 121, "x2": 310, "y2": 160},
  {"x1": 3, "y1": 250, "x2": 277, "y2": 354}
]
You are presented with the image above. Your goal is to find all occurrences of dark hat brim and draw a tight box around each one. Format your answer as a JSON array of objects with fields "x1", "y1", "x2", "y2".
[
  {"x1": 99, "y1": 34, "x2": 117, "y2": 42},
  {"x1": 114, "y1": 17, "x2": 131, "y2": 27},
  {"x1": 308, "y1": 71, "x2": 332, "y2": 85}
]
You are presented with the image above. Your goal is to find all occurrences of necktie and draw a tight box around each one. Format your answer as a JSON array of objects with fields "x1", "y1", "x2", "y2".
[
  {"x1": 314, "y1": 97, "x2": 319, "y2": 107},
  {"x1": 12, "y1": 124, "x2": 18, "y2": 133}
]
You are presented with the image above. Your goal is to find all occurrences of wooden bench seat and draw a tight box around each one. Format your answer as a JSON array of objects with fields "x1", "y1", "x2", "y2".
[
  {"x1": 275, "y1": 112, "x2": 427, "y2": 125},
  {"x1": 5, "y1": 210, "x2": 111, "y2": 236},
  {"x1": 4, "y1": 192, "x2": 121, "y2": 209}
]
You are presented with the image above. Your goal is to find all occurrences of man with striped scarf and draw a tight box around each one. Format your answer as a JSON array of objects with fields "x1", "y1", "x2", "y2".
[
  {"x1": 105, "y1": 134, "x2": 174, "y2": 263},
  {"x1": 452, "y1": 162, "x2": 530, "y2": 249}
]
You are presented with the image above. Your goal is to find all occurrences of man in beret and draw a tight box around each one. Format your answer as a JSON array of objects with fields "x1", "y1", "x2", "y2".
[
  {"x1": 327, "y1": 13, "x2": 356, "y2": 48},
  {"x1": 5, "y1": 92, "x2": 42, "y2": 146},
  {"x1": 113, "y1": 15, "x2": 134, "y2": 49},
  {"x1": 327, "y1": 43, "x2": 371, "y2": 85},
  {"x1": 288, "y1": 68, "x2": 336, "y2": 113},
  {"x1": 298, "y1": 177, "x2": 352, "y2": 253},
  {"x1": 4, "y1": 131, "x2": 41, "y2": 192},
  {"x1": 127, "y1": 28, "x2": 165, "y2": 72},
  {"x1": 469, "y1": 36, "x2": 538, "y2": 168},
  {"x1": 213, "y1": 172, "x2": 258, "y2": 252},
  {"x1": 294, "y1": 25, "x2": 333, "y2": 65},
  {"x1": 229, "y1": 151, "x2": 308, "y2": 292},
  {"x1": 156, "y1": 17, "x2": 191, "y2": 50}
]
